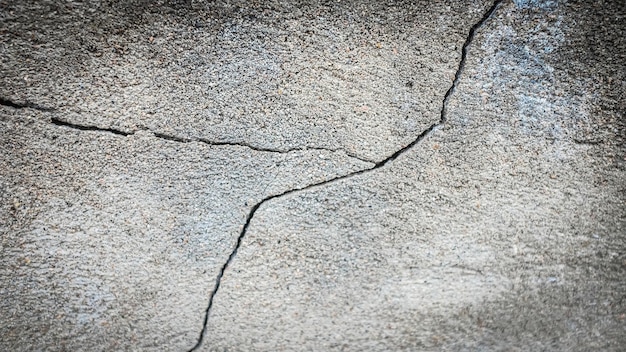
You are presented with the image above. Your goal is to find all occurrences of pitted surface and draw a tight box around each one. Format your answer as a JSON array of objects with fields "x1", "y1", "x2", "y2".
[{"x1": 1, "y1": 1, "x2": 624, "y2": 351}]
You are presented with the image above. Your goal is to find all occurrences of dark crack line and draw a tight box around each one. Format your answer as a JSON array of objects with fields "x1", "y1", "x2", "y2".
[
  {"x1": 48, "y1": 117, "x2": 375, "y2": 163},
  {"x1": 154, "y1": 133, "x2": 376, "y2": 163},
  {"x1": 439, "y1": 0, "x2": 503, "y2": 124},
  {"x1": 1, "y1": 96, "x2": 373, "y2": 163},
  {"x1": 195, "y1": 137, "x2": 376, "y2": 164},
  {"x1": 572, "y1": 138, "x2": 604, "y2": 145},
  {"x1": 187, "y1": 1, "x2": 504, "y2": 351},
  {"x1": 51, "y1": 118, "x2": 131, "y2": 136},
  {"x1": 0, "y1": 97, "x2": 55, "y2": 112}
]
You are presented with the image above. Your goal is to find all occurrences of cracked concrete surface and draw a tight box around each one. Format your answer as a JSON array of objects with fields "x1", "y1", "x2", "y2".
[
  {"x1": 1, "y1": 0, "x2": 625, "y2": 351},
  {"x1": 0, "y1": 0, "x2": 493, "y2": 162},
  {"x1": 1, "y1": 107, "x2": 370, "y2": 351},
  {"x1": 203, "y1": 2, "x2": 626, "y2": 350}
]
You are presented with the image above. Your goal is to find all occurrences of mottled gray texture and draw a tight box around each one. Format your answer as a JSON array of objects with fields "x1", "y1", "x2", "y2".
[
  {"x1": 0, "y1": 0, "x2": 491, "y2": 162},
  {"x1": 0, "y1": 109, "x2": 369, "y2": 351},
  {"x1": 204, "y1": 1, "x2": 625, "y2": 351},
  {"x1": 1, "y1": 0, "x2": 625, "y2": 351}
]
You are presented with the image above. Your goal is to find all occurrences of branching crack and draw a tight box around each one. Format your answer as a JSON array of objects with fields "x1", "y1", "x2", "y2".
[{"x1": 187, "y1": 1, "x2": 504, "y2": 351}]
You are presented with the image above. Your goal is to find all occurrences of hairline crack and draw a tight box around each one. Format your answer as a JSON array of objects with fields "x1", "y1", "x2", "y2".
[
  {"x1": 187, "y1": 0, "x2": 505, "y2": 351},
  {"x1": 0, "y1": 104, "x2": 375, "y2": 163}
]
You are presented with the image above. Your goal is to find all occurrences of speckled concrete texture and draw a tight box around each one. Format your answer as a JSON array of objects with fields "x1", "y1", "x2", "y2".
[
  {"x1": 0, "y1": 108, "x2": 369, "y2": 351},
  {"x1": 0, "y1": 0, "x2": 491, "y2": 162},
  {"x1": 1, "y1": 0, "x2": 624, "y2": 351}
]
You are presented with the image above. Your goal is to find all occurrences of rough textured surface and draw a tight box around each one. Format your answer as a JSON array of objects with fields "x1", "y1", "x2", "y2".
[
  {"x1": 1, "y1": 0, "x2": 625, "y2": 351},
  {"x1": 0, "y1": 109, "x2": 369, "y2": 351},
  {"x1": 0, "y1": 0, "x2": 490, "y2": 162},
  {"x1": 204, "y1": 1, "x2": 626, "y2": 351}
]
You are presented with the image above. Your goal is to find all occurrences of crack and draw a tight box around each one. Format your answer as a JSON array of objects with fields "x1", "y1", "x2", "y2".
[
  {"x1": 186, "y1": 1, "x2": 504, "y2": 351},
  {"x1": 48, "y1": 116, "x2": 375, "y2": 163},
  {"x1": 51, "y1": 118, "x2": 132, "y2": 136},
  {"x1": 439, "y1": 0, "x2": 503, "y2": 124},
  {"x1": 450, "y1": 264, "x2": 485, "y2": 275},
  {"x1": 1, "y1": 96, "x2": 373, "y2": 163},
  {"x1": 0, "y1": 97, "x2": 55, "y2": 112},
  {"x1": 194, "y1": 137, "x2": 376, "y2": 164},
  {"x1": 0, "y1": 92, "x2": 375, "y2": 163},
  {"x1": 572, "y1": 138, "x2": 604, "y2": 145}
]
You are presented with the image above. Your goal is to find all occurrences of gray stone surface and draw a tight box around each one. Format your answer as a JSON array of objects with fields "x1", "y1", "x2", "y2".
[
  {"x1": 204, "y1": 0, "x2": 626, "y2": 351},
  {"x1": 1, "y1": 0, "x2": 625, "y2": 351},
  {"x1": 0, "y1": 109, "x2": 370, "y2": 351},
  {"x1": 0, "y1": 0, "x2": 491, "y2": 162}
]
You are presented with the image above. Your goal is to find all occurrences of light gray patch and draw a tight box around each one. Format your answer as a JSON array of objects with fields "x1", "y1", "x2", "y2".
[{"x1": 513, "y1": 0, "x2": 560, "y2": 9}]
